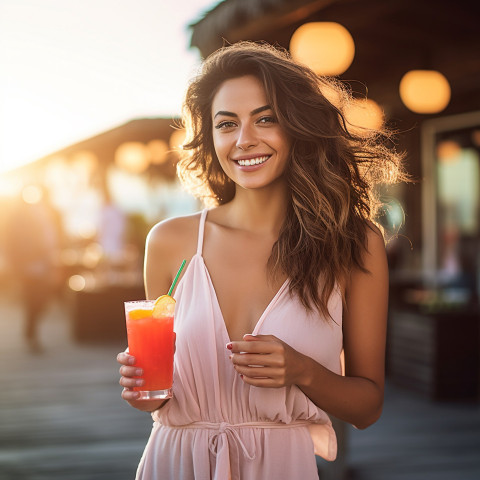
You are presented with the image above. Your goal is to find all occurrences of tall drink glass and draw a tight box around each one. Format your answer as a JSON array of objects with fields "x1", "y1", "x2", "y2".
[{"x1": 124, "y1": 299, "x2": 174, "y2": 399}]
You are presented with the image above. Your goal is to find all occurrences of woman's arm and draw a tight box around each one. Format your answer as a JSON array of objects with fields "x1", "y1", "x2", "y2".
[
  {"x1": 117, "y1": 217, "x2": 192, "y2": 412},
  {"x1": 229, "y1": 226, "x2": 389, "y2": 429}
]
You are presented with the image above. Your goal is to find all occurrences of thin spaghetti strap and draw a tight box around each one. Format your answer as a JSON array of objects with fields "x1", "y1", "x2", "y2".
[{"x1": 197, "y1": 209, "x2": 208, "y2": 255}]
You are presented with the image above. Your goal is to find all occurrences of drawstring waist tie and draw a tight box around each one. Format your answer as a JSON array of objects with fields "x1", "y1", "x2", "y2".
[{"x1": 164, "y1": 420, "x2": 311, "y2": 480}]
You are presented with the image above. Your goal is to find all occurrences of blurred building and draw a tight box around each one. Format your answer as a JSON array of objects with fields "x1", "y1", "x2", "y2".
[
  {"x1": 0, "y1": 118, "x2": 199, "y2": 343},
  {"x1": 188, "y1": 0, "x2": 480, "y2": 402}
]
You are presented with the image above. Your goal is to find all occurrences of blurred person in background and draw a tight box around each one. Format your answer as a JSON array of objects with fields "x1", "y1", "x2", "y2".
[
  {"x1": 5, "y1": 184, "x2": 63, "y2": 353},
  {"x1": 117, "y1": 42, "x2": 406, "y2": 479},
  {"x1": 98, "y1": 186, "x2": 127, "y2": 271}
]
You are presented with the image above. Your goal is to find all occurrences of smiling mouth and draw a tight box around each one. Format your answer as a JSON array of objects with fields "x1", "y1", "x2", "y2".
[{"x1": 235, "y1": 155, "x2": 271, "y2": 166}]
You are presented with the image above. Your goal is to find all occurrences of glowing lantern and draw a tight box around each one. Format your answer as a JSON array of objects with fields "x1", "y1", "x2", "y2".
[
  {"x1": 399, "y1": 70, "x2": 451, "y2": 114},
  {"x1": 289, "y1": 22, "x2": 355, "y2": 76},
  {"x1": 320, "y1": 82, "x2": 343, "y2": 108},
  {"x1": 344, "y1": 98, "x2": 384, "y2": 135},
  {"x1": 115, "y1": 142, "x2": 149, "y2": 173}
]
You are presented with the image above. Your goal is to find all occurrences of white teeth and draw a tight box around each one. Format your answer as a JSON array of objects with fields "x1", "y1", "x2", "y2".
[{"x1": 237, "y1": 155, "x2": 269, "y2": 166}]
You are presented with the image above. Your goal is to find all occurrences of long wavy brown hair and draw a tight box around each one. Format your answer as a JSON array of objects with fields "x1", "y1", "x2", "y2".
[{"x1": 178, "y1": 41, "x2": 406, "y2": 317}]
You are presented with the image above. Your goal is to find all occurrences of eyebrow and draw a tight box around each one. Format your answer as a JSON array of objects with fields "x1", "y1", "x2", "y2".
[{"x1": 213, "y1": 104, "x2": 272, "y2": 119}]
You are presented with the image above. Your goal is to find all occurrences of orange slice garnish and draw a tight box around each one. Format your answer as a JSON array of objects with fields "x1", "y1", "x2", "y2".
[
  {"x1": 128, "y1": 308, "x2": 153, "y2": 320},
  {"x1": 152, "y1": 294, "x2": 176, "y2": 318}
]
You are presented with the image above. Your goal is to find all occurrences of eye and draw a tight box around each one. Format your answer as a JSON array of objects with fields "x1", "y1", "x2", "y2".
[
  {"x1": 257, "y1": 116, "x2": 276, "y2": 125},
  {"x1": 214, "y1": 120, "x2": 237, "y2": 130}
]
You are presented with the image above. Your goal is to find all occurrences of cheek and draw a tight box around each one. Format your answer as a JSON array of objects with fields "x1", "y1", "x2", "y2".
[
  {"x1": 273, "y1": 135, "x2": 291, "y2": 159},
  {"x1": 212, "y1": 134, "x2": 227, "y2": 158},
  {"x1": 269, "y1": 128, "x2": 290, "y2": 150},
  {"x1": 212, "y1": 143, "x2": 230, "y2": 172}
]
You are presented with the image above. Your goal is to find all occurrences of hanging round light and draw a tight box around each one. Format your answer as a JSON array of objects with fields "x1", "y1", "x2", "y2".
[
  {"x1": 289, "y1": 22, "x2": 355, "y2": 76},
  {"x1": 399, "y1": 70, "x2": 451, "y2": 114},
  {"x1": 319, "y1": 82, "x2": 343, "y2": 108},
  {"x1": 344, "y1": 98, "x2": 384, "y2": 136}
]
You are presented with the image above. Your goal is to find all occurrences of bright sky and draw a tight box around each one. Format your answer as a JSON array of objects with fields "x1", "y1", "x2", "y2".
[{"x1": 0, "y1": 0, "x2": 221, "y2": 174}]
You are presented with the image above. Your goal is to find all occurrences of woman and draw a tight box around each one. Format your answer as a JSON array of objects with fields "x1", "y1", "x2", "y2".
[{"x1": 117, "y1": 41, "x2": 405, "y2": 479}]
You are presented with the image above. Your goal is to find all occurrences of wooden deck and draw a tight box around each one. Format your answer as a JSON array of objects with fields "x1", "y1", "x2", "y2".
[{"x1": 1, "y1": 295, "x2": 479, "y2": 480}]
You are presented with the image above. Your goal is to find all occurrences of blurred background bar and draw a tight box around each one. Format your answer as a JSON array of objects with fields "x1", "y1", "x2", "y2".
[{"x1": 0, "y1": 0, "x2": 479, "y2": 479}]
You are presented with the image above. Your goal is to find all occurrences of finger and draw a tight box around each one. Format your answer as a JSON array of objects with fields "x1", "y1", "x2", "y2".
[
  {"x1": 234, "y1": 365, "x2": 280, "y2": 379},
  {"x1": 119, "y1": 376, "x2": 144, "y2": 388},
  {"x1": 239, "y1": 375, "x2": 281, "y2": 388},
  {"x1": 230, "y1": 351, "x2": 285, "y2": 368},
  {"x1": 230, "y1": 353, "x2": 271, "y2": 367},
  {"x1": 228, "y1": 340, "x2": 277, "y2": 354},
  {"x1": 121, "y1": 388, "x2": 140, "y2": 401},
  {"x1": 117, "y1": 352, "x2": 136, "y2": 366},
  {"x1": 243, "y1": 334, "x2": 278, "y2": 342},
  {"x1": 119, "y1": 365, "x2": 143, "y2": 378}
]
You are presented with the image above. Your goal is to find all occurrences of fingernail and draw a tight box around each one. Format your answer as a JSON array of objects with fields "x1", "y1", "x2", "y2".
[
  {"x1": 226, "y1": 343, "x2": 232, "y2": 350},
  {"x1": 240, "y1": 374, "x2": 244, "y2": 379},
  {"x1": 135, "y1": 368, "x2": 143, "y2": 376},
  {"x1": 128, "y1": 357, "x2": 136, "y2": 365},
  {"x1": 135, "y1": 379, "x2": 143, "y2": 386}
]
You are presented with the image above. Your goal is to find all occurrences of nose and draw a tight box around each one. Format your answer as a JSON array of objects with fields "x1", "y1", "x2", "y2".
[{"x1": 236, "y1": 124, "x2": 257, "y2": 150}]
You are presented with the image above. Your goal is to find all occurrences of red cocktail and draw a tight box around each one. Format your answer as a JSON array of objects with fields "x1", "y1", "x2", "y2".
[{"x1": 125, "y1": 298, "x2": 175, "y2": 399}]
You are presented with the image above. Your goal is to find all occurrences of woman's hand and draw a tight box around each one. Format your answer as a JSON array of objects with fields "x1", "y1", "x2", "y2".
[
  {"x1": 227, "y1": 334, "x2": 310, "y2": 388},
  {"x1": 117, "y1": 351, "x2": 166, "y2": 412}
]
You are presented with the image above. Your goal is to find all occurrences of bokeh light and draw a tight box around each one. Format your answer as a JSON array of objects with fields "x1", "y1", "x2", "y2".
[
  {"x1": 290, "y1": 22, "x2": 355, "y2": 76},
  {"x1": 437, "y1": 140, "x2": 462, "y2": 163},
  {"x1": 148, "y1": 139, "x2": 169, "y2": 165},
  {"x1": 21, "y1": 185, "x2": 43, "y2": 204},
  {"x1": 399, "y1": 70, "x2": 451, "y2": 114},
  {"x1": 68, "y1": 275, "x2": 86, "y2": 292},
  {"x1": 169, "y1": 129, "x2": 187, "y2": 151},
  {"x1": 344, "y1": 98, "x2": 384, "y2": 135},
  {"x1": 115, "y1": 142, "x2": 150, "y2": 173}
]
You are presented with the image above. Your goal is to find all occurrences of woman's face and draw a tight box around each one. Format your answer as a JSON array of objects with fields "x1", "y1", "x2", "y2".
[{"x1": 211, "y1": 75, "x2": 291, "y2": 192}]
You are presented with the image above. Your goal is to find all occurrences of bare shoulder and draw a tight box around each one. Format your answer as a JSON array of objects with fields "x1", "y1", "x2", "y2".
[
  {"x1": 345, "y1": 221, "x2": 388, "y2": 294},
  {"x1": 364, "y1": 222, "x2": 387, "y2": 261},
  {"x1": 147, "y1": 212, "x2": 201, "y2": 254},
  {"x1": 144, "y1": 212, "x2": 202, "y2": 298}
]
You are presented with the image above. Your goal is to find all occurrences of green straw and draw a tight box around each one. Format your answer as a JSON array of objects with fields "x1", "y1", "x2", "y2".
[{"x1": 167, "y1": 259, "x2": 186, "y2": 296}]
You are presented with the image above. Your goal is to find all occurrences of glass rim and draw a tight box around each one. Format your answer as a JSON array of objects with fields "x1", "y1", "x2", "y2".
[
  {"x1": 124, "y1": 299, "x2": 154, "y2": 304},
  {"x1": 124, "y1": 299, "x2": 155, "y2": 311}
]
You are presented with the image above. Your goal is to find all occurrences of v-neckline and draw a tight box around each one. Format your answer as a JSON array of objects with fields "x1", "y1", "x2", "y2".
[{"x1": 198, "y1": 254, "x2": 289, "y2": 343}]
